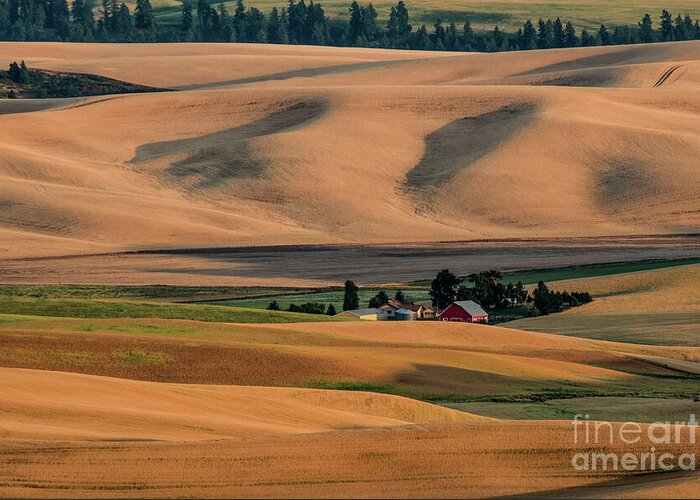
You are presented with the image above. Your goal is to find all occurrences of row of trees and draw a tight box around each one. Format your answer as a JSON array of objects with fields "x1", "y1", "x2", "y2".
[
  {"x1": 268, "y1": 299, "x2": 338, "y2": 315},
  {"x1": 1, "y1": 0, "x2": 699, "y2": 50},
  {"x1": 429, "y1": 269, "x2": 528, "y2": 311},
  {"x1": 532, "y1": 282, "x2": 592, "y2": 315},
  {"x1": 0, "y1": 0, "x2": 156, "y2": 41},
  {"x1": 428, "y1": 269, "x2": 592, "y2": 316},
  {"x1": 264, "y1": 273, "x2": 592, "y2": 317},
  {"x1": 513, "y1": 11, "x2": 700, "y2": 51}
]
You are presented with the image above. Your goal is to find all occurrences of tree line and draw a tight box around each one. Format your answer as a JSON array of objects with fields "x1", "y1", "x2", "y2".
[
  {"x1": 428, "y1": 269, "x2": 592, "y2": 316},
  {"x1": 264, "y1": 271, "x2": 592, "y2": 318},
  {"x1": 1, "y1": 0, "x2": 699, "y2": 50}
]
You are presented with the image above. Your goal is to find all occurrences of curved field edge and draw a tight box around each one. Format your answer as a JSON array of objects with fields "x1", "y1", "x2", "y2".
[
  {"x1": 0, "y1": 296, "x2": 348, "y2": 323},
  {"x1": 1, "y1": 316, "x2": 698, "y2": 401},
  {"x1": 0, "y1": 367, "x2": 488, "y2": 441}
]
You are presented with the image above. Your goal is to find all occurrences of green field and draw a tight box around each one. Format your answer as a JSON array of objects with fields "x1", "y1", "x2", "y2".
[
  {"x1": 209, "y1": 287, "x2": 432, "y2": 311},
  {"x1": 445, "y1": 397, "x2": 700, "y2": 422},
  {"x1": 145, "y1": 0, "x2": 700, "y2": 31},
  {"x1": 507, "y1": 311, "x2": 700, "y2": 346},
  {"x1": 500, "y1": 258, "x2": 700, "y2": 285},
  {"x1": 410, "y1": 258, "x2": 700, "y2": 287},
  {"x1": 0, "y1": 297, "x2": 347, "y2": 323},
  {"x1": 0, "y1": 284, "x2": 306, "y2": 301}
]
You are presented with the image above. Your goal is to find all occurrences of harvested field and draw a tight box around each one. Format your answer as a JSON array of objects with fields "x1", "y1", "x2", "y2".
[
  {"x1": 0, "y1": 42, "x2": 699, "y2": 271},
  {"x1": 0, "y1": 367, "x2": 485, "y2": 441},
  {"x1": 1, "y1": 316, "x2": 698, "y2": 399},
  {"x1": 1, "y1": 419, "x2": 698, "y2": 498},
  {"x1": 508, "y1": 263, "x2": 700, "y2": 345}
]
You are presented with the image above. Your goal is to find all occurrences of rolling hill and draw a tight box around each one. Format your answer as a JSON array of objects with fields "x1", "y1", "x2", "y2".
[
  {"x1": 0, "y1": 41, "x2": 699, "y2": 262},
  {"x1": 507, "y1": 262, "x2": 700, "y2": 345}
]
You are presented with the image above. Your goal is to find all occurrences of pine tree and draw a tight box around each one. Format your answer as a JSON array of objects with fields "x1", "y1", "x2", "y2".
[
  {"x1": 580, "y1": 28, "x2": 595, "y2": 46},
  {"x1": 266, "y1": 6, "x2": 284, "y2": 43},
  {"x1": 0, "y1": 0, "x2": 10, "y2": 34},
  {"x1": 673, "y1": 14, "x2": 688, "y2": 41},
  {"x1": 520, "y1": 19, "x2": 536, "y2": 50},
  {"x1": 545, "y1": 18, "x2": 554, "y2": 46},
  {"x1": 462, "y1": 19, "x2": 474, "y2": 49},
  {"x1": 564, "y1": 20, "x2": 577, "y2": 47},
  {"x1": 232, "y1": 0, "x2": 244, "y2": 40},
  {"x1": 348, "y1": 0, "x2": 362, "y2": 45},
  {"x1": 46, "y1": 0, "x2": 71, "y2": 38},
  {"x1": 134, "y1": 0, "x2": 154, "y2": 32},
  {"x1": 71, "y1": 0, "x2": 95, "y2": 36},
  {"x1": 444, "y1": 22, "x2": 458, "y2": 50},
  {"x1": 386, "y1": 5, "x2": 398, "y2": 44},
  {"x1": 303, "y1": 1, "x2": 326, "y2": 45},
  {"x1": 395, "y1": 0, "x2": 409, "y2": 34},
  {"x1": 326, "y1": 303, "x2": 337, "y2": 316},
  {"x1": 433, "y1": 18, "x2": 445, "y2": 47},
  {"x1": 536, "y1": 18, "x2": 548, "y2": 48},
  {"x1": 342, "y1": 280, "x2": 359, "y2": 311},
  {"x1": 113, "y1": 2, "x2": 132, "y2": 37},
  {"x1": 361, "y1": 3, "x2": 377, "y2": 43},
  {"x1": 412, "y1": 23, "x2": 430, "y2": 49},
  {"x1": 492, "y1": 25, "x2": 504, "y2": 49},
  {"x1": 552, "y1": 16, "x2": 565, "y2": 47},
  {"x1": 8, "y1": 60, "x2": 30, "y2": 83},
  {"x1": 243, "y1": 6, "x2": 265, "y2": 43},
  {"x1": 287, "y1": 0, "x2": 306, "y2": 44},
  {"x1": 429, "y1": 269, "x2": 462, "y2": 311},
  {"x1": 683, "y1": 14, "x2": 694, "y2": 39},
  {"x1": 659, "y1": 9, "x2": 673, "y2": 41},
  {"x1": 180, "y1": 1, "x2": 194, "y2": 38},
  {"x1": 101, "y1": 0, "x2": 118, "y2": 33},
  {"x1": 597, "y1": 23, "x2": 610, "y2": 45},
  {"x1": 639, "y1": 13, "x2": 654, "y2": 42},
  {"x1": 197, "y1": 0, "x2": 219, "y2": 41},
  {"x1": 217, "y1": 2, "x2": 233, "y2": 41}
]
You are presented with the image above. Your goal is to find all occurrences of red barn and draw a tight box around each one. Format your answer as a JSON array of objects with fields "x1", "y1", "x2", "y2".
[{"x1": 439, "y1": 300, "x2": 489, "y2": 323}]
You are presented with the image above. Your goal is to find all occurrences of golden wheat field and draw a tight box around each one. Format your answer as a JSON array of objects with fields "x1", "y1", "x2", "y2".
[
  {"x1": 2, "y1": 296, "x2": 700, "y2": 497},
  {"x1": 508, "y1": 262, "x2": 700, "y2": 345},
  {"x1": 1, "y1": 39, "x2": 700, "y2": 498},
  {"x1": 0, "y1": 41, "x2": 699, "y2": 262}
]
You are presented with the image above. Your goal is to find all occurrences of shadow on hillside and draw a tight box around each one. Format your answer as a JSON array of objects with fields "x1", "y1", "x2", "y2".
[
  {"x1": 393, "y1": 363, "x2": 540, "y2": 398},
  {"x1": 128, "y1": 98, "x2": 328, "y2": 190},
  {"x1": 405, "y1": 103, "x2": 536, "y2": 195}
]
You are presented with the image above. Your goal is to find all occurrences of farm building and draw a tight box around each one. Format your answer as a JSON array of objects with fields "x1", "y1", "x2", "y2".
[
  {"x1": 395, "y1": 308, "x2": 417, "y2": 321},
  {"x1": 337, "y1": 308, "x2": 389, "y2": 321},
  {"x1": 380, "y1": 299, "x2": 436, "y2": 320},
  {"x1": 379, "y1": 298, "x2": 404, "y2": 319},
  {"x1": 404, "y1": 303, "x2": 436, "y2": 320},
  {"x1": 439, "y1": 300, "x2": 489, "y2": 323}
]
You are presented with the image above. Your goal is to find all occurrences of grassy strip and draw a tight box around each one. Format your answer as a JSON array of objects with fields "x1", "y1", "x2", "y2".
[
  {"x1": 411, "y1": 258, "x2": 700, "y2": 286},
  {"x1": 501, "y1": 258, "x2": 700, "y2": 285},
  {"x1": 429, "y1": 388, "x2": 700, "y2": 404},
  {"x1": 0, "y1": 297, "x2": 348, "y2": 323},
  {"x1": 208, "y1": 287, "x2": 430, "y2": 312},
  {"x1": 0, "y1": 284, "x2": 309, "y2": 300},
  {"x1": 506, "y1": 311, "x2": 700, "y2": 346}
]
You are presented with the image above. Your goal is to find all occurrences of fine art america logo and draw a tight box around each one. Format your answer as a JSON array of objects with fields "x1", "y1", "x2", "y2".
[{"x1": 572, "y1": 414, "x2": 697, "y2": 472}]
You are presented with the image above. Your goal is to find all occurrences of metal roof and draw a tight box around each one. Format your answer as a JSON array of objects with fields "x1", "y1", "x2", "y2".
[
  {"x1": 341, "y1": 308, "x2": 387, "y2": 316},
  {"x1": 452, "y1": 300, "x2": 488, "y2": 317}
]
